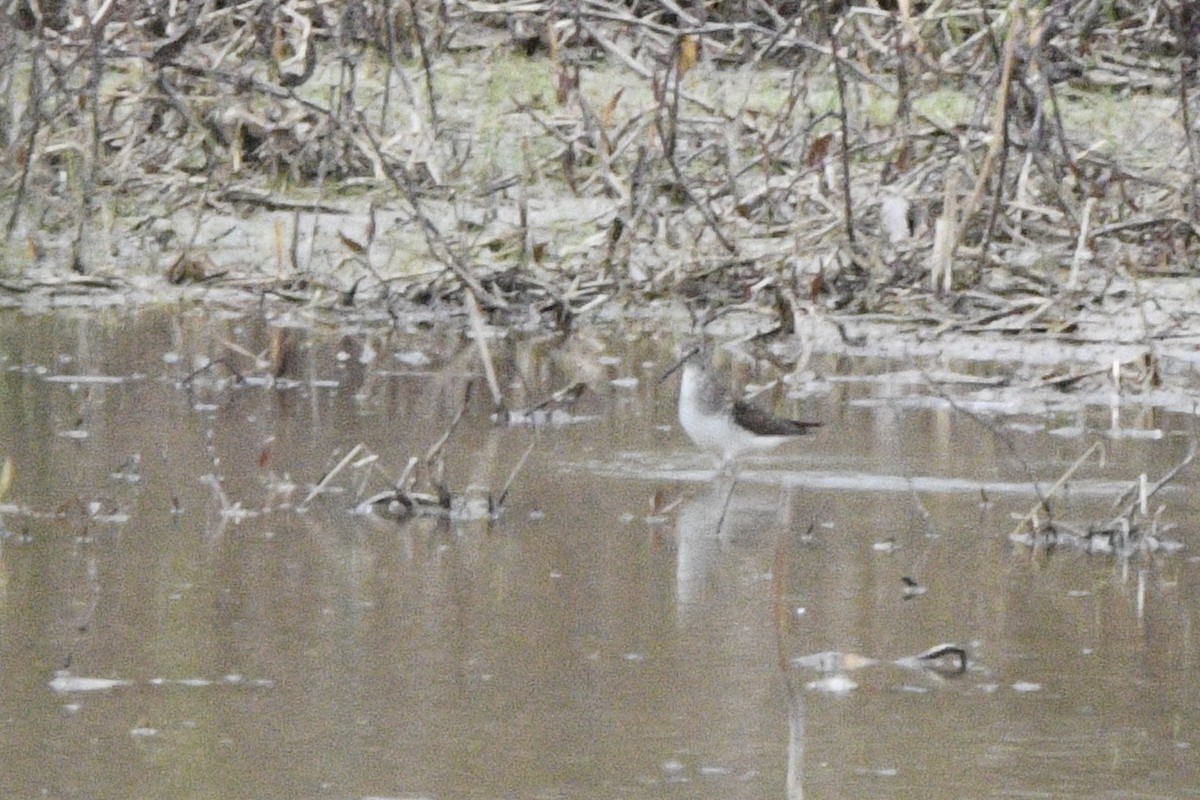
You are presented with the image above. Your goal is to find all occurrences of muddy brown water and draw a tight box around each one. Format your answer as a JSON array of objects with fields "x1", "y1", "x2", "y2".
[{"x1": 1, "y1": 309, "x2": 1198, "y2": 799}]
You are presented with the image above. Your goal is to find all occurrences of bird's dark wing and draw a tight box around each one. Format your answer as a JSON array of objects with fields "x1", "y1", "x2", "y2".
[{"x1": 732, "y1": 400, "x2": 822, "y2": 437}]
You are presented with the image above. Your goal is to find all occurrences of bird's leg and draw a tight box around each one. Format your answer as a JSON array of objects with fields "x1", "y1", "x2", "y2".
[{"x1": 714, "y1": 474, "x2": 738, "y2": 539}]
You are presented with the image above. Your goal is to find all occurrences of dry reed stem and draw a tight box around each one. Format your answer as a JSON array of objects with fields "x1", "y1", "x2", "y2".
[
  {"x1": 955, "y1": 2, "x2": 1021, "y2": 261},
  {"x1": 0, "y1": 0, "x2": 1194, "y2": 334}
]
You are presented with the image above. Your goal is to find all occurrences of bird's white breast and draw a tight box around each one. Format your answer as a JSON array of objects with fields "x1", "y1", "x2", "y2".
[{"x1": 678, "y1": 363, "x2": 790, "y2": 461}]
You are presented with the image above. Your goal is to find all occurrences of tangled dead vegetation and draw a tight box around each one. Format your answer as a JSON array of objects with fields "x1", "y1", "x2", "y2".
[
  {"x1": 1006, "y1": 436, "x2": 1196, "y2": 557},
  {"x1": 1, "y1": 1, "x2": 1199, "y2": 332}
]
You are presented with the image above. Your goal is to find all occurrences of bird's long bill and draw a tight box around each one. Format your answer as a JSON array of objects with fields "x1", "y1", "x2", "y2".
[{"x1": 658, "y1": 344, "x2": 702, "y2": 384}]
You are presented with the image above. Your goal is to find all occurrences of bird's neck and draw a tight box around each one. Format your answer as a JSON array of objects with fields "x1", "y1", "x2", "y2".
[{"x1": 679, "y1": 362, "x2": 724, "y2": 416}]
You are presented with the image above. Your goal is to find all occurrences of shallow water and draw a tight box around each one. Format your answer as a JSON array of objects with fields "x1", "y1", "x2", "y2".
[{"x1": 1, "y1": 309, "x2": 1198, "y2": 799}]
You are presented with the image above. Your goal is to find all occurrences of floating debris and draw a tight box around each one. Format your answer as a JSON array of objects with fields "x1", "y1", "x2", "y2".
[
  {"x1": 493, "y1": 381, "x2": 588, "y2": 427},
  {"x1": 901, "y1": 576, "x2": 927, "y2": 600},
  {"x1": 792, "y1": 651, "x2": 877, "y2": 672},
  {"x1": 51, "y1": 672, "x2": 274, "y2": 694},
  {"x1": 1009, "y1": 524, "x2": 1185, "y2": 556},
  {"x1": 43, "y1": 374, "x2": 138, "y2": 384},
  {"x1": 495, "y1": 408, "x2": 597, "y2": 427},
  {"x1": 395, "y1": 350, "x2": 432, "y2": 367},
  {"x1": 805, "y1": 674, "x2": 858, "y2": 694},
  {"x1": 147, "y1": 678, "x2": 212, "y2": 687},
  {"x1": 896, "y1": 643, "x2": 969, "y2": 676},
  {"x1": 358, "y1": 488, "x2": 451, "y2": 520},
  {"x1": 49, "y1": 674, "x2": 132, "y2": 693},
  {"x1": 109, "y1": 454, "x2": 142, "y2": 484}
]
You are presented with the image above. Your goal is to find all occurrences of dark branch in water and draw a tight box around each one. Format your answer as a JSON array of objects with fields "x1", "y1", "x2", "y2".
[
  {"x1": 493, "y1": 439, "x2": 536, "y2": 512},
  {"x1": 179, "y1": 357, "x2": 245, "y2": 388}
]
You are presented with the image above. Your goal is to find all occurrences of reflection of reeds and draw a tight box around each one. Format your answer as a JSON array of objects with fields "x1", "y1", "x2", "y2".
[
  {"x1": 770, "y1": 492, "x2": 807, "y2": 800},
  {"x1": 0, "y1": 457, "x2": 11, "y2": 503}
]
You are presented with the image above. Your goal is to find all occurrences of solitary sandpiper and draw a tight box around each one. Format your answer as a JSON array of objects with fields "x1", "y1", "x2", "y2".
[{"x1": 661, "y1": 343, "x2": 821, "y2": 465}]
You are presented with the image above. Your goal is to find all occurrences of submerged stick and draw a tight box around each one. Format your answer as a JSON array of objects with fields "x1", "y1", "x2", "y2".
[
  {"x1": 1008, "y1": 440, "x2": 1102, "y2": 540},
  {"x1": 299, "y1": 442, "x2": 366, "y2": 510},
  {"x1": 394, "y1": 455, "x2": 420, "y2": 492},
  {"x1": 494, "y1": 438, "x2": 536, "y2": 512},
  {"x1": 202, "y1": 473, "x2": 232, "y2": 513},
  {"x1": 1108, "y1": 433, "x2": 1196, "y2": 525},
  {"x1": 423, "y1": 381, "x2": 474, "y2": 466}
]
